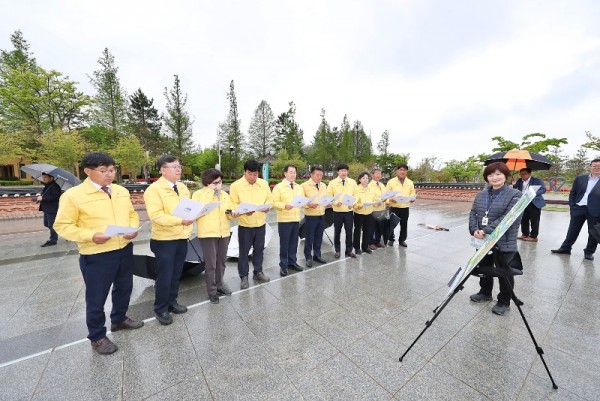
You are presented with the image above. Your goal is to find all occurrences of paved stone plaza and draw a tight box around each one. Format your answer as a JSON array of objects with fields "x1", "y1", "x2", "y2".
[{"x1": 0, "y1": 199, "x2": 598, "y2": 400}]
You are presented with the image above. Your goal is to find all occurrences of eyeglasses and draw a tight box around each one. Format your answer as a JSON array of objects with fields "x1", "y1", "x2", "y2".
[
  {"x1": 93, "y1": 168, "x2": 116, "y2": 175},
  {"x1": 163, "y1": 165, "x2": 183, "y2": 170},
  {"x1": 591, "y1": 164, "x2": 600, "y2": 168},
  {"x1": 211, "y1": 180, "x2": 222, "y2": 185}
]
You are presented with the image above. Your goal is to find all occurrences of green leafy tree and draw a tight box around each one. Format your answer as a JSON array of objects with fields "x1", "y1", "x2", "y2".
[
  {"x1": 111, "y1": 135, "x2": 147, "y2": 181},
  {"x1": 163, "y1": 74, "x2": 194, "y2": 160},
  {"x1": 89, "y1": 48, "x2": 128, "y2": 144},
  {"x1": 309, "y1": 109, "x2": 338, "y2": 171},
  {"x1": 491, "y1": 133, "x2": 568, "y2": 153},
  {"x1": 582, "y1": 130, "x2": 600, "y2": 153},
  {"x1": 379, "y1": 152, "x2": 410, "y2": 179},
  {"x1": 0, "y1": 131, "x2": 24, "y2": 163},
  {"x1": 274, "y1": 101, "x2": 304, "y2": 157},
  {"x1": 352, "y1": 120, "x2": 373, "y2": 163},
  {"x1": 37, "y1": 129, "x2": 87, "y2": 173},
  {"x1": 187, "y1": 147, "x2": 219, "y2": 176},
  {"x1": 216, "y1": 80, "x2": 245, "y2": 177},
  {"x1": 565, "y1": 147, "x2": 589, "y2": 180},
  {"x1": 443, "y1": 156, "x2": 482, "y2": 182},
  {"x1": 271, "y1": 149, "x2": 307, "y2": 178},
  {"x1": 247, "y1": 100, "x2": 275, "y2": 159},
  {"x1": 338, "y1": 114, "x2": 352, "y2": 162},
  {"x1": 411, "y1": 157, "x2": 439, "y2": 182}
]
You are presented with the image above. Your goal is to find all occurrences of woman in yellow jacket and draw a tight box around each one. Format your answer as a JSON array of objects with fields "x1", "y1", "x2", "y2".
[
  {"x1": 353, "y1": 172, "x2": 376, "y2": 255},
  {"x1": 192, "y1": 169, "x2": 235, "y2": 304}
]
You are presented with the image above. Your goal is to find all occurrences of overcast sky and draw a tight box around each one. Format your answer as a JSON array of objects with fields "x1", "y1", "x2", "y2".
[{"x1": 1, "y1": 0, "x2": 599, "y2": 165}]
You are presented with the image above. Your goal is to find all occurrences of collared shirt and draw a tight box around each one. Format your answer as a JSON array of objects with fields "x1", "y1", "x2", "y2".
[
  {"x1": 577, "y1": 175, "x2": 600, "y2": 207},
  {"x1": 192, "y1": 186, "x2": 233, "y2": 238},
  {"x1": 368, "y1": 180, "x2": 386, "y2": 212},
  {"x1": 272, "y1": 179, "x2": 305, "y2": 222},
  {"x1": 521, "y1": 178, "x2": 530, "y2": 191},
  {"x1": 386, "y1": 176, "x2": 416, "y2": 208},
  {"x1": 353, "y1": 184, "x2": 375, "y2": 215},
  {"x1": 326, "y1": 176, "x2": 357, "y2": 212},
  {"x1": 301, "y1": 179, "x2": 327, "y2": 216},
  {"x1": 144, "y1": 176, "x2": 193, "y2": 240}
]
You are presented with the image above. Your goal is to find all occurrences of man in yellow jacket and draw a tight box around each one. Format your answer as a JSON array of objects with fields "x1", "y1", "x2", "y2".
[
  {"x1": 368, "y1": 167, "x2": 387, "y2": 250},
  {"x1": 229, "y1": 160, "x2": 273, "y2": 290},
  {"x1": 273, "y1": 164, "x2": 306, "y2": 276},
  {"x1": 54, "y1": 152, "x2": 143, "y2": 355},
  {"x1": 301, "y1": 166, "x2": 329, "y2": 267},
  {"x1": 326, "y1": 163, "x2": 357, "y2": 258},
  {"x1": 386, "y1": 164, "x2": 416, "y2": 247},
  {"x1": 144, "y1": 155, "x2": 193, "y2": 325}
]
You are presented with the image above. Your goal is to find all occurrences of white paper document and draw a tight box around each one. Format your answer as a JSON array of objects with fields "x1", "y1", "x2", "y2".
[
  {"x1": 339, "y1": 194, "x2": 357, "y2": 207},
  {"x1": 289, "y1": 194, "x2": 316, "y2": 208},
  {"x1": 234, "y1": 202, "x2": 273, "y2": 214},
  {"x1": 362, "y1": 201, "x2": 381, "y2": 207},
  {"x1": 316, "y1": 193, "x2": 340, "y2": 206},
  {"x1": 172, "y1": 198, "x2": 221, "y2": 220},
  {"x1": 104, "y1": 225, "x2": 142, "y2": 237},
  {"x1": 394, "y1": 194, "x2": 416, "y2": 203},
  {"x1": 379, "y1": 190, "x2": 400, "y2": 201}
]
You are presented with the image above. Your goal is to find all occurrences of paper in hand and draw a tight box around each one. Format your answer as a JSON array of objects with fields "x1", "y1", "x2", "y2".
[
  {"x1": 379, "y1": 190, "x2": 400, "y2": 201},
  {"x1": 289, "y1": 195, "x2": 314, "y2": 208},
  {"x1": 172, "y1": 198, "x2": 220, "y2": 220},
  {"x1": 339, "y1": 194, "x2": 357, "y2": 207},
  {"x1": 104, "y1": 225, "x2": 142, "y2": 237}
]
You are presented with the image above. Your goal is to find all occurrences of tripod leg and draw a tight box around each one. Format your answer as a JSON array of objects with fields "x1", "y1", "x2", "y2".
[
  {"x1": 399, "y1": 274, "x2": 469, "y2": 362},
  {"x1": 499, "y1": 274, "x2": 559, "y2": 390}
]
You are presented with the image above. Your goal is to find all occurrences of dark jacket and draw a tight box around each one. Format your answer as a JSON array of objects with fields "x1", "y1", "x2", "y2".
[
  {"x1": 469, "y1": 185, "x2": 522, "y2": 252},
  {"x1": 569, "y1": 174, "x2": 600, "y2": 217},
  {"x1": 513, "y1": 177, "x2": 546, "y2": 209},
  {"x1": 40, "y1": 181, "x2": 61, "y2": 214}
]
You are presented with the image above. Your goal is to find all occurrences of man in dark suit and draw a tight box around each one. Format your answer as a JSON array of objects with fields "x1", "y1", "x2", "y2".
[
  {"x1": 514, "y1": 168, "x2": 546, "y2": 242},
  {"x1": 552, "y1": 159, "x2": 600, "y2": 260},
  {"x1": 38, "y1": 172, "x2": 62, "y2": 247}
]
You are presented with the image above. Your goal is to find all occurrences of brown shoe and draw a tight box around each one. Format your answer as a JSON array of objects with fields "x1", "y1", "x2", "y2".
[
  {"x1": 517, "y1": 235, "x2": 529, "y2": 240},
  {"x1": 523, "y1": 237, "x2": 538, "y2": 242},
  {"x1": 91, "y1": 337, "x2": 118, "y2": 355},
  {"x1": 111, "y1": 317, "x2": 144, "y2": 332},
  {"x1": 369, "y1": 244, "x2": 378, "y2": 251},
  {"x1": 375, "y1": 243, "x2": 385, "y2": 248}
]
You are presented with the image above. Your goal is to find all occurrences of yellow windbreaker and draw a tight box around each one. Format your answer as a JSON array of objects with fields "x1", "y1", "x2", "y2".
[
  {"x1": 301, "y1": 179, "x2": 327, "y2": 216},
  {"x1": 368, "y1": 180, "x2": 387, "y2": 212},
  {"x1": 386, "y1": 177, "x2": 415, "y2": 208},
  {"x1": 54, "y1": 178, "x2": 139, "y2": 255},
  {"x1": 353, "y1": 184, "x2": 375, "y2": 215},
  {"x1": 192, "y1": 187, "x2": 234, "y2": 238},
  {"x1": 229, "y1": 177, "x2": 273, "y2": 228},
  {"x1": 144, "y1": 176, "x2": 193, "y2": 240},
  {"x1": 326, "y1": 176, "x2": 357, "y2": 212},
  {"x1": 272, "y1": 180, "x2": 305, "y2": 222}
]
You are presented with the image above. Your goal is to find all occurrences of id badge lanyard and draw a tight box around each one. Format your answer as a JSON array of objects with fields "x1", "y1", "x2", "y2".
[{"x1": 482, "y1": 189, "x2": 503, "y2": 227}]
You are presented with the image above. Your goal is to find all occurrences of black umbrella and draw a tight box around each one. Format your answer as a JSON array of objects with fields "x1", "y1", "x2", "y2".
[
  {"x1": 20, "y1": 163, "x2": 81, "y2": 189},
  {"x1": 133, "y1": 239, "x2": 206, "y2": 280},
  {"x1": 386, "y1": 211, "x2": 401, "y2": 245},
  {"x1": 484, "y1": 149, "x2": 552, "y2": 171}
]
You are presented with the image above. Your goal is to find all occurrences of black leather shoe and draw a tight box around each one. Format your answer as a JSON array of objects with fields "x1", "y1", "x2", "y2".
[
  {"x1": 584, "y1": 253, "x2": 594, "y2": 260},
  {"x1": 111, "y1": 317, "x2": 144, "y2": 332},
  {"x1": 41, "y1": 241, "x2": 57, "y2": 247},
  {"x1": 313, "y1": 256, "x2": 327, "y2": 264},
  {"x1": 289, "y1": 263, "x2": 304, "y2": 271},
  {"x1": 362, "y1": 248, "x2": 373, "y2": 254},
  {"x1": 334, "y1": 252, "x2": 340, "y2": 258},
  {"x1": 387, "y1": 241, "x2": 394, "y2": 246},
  {"x1": 551, "y1": 248, "x2": 571, "y2": 255},
  {"x1": 355, "y1": 249, "x2": 363, "y2": 255},
  {"x1": 155, "y1": 311, "x2": 173, "y2": 325},
  {"x1": 399, "y1": 241, "x2": 408, "y2": 247},
  {"x1": 217, "y1": 285, "x2": 232, "y2": 296},
  {"x1": 209, "y1": 294, "x2": 219, "y2": 304},
  {"x1": 345, "y1": 251, "x2": 356, "y2": 258},
  {"x1": 168, "y1": 303, "x2": 188, "y2": 314},
  {"x1": 306, "y1": 260, "x2": 313, "y2": 268},
  {"x1": 280, "y1": 268, "x2": 288, "y2": 276}
]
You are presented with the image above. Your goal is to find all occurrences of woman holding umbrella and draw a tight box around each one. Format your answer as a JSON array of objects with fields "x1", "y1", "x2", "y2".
[{"x1": 469, "y1": 162, "x2": 523, "y2": 315}]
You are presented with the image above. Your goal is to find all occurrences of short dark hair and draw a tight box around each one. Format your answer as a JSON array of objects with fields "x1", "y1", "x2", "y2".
[
  {"x1": 520, "y1": 168, "x2": 532, "y2": 174},
  {"x1": 483, "y1": 162, "x2": 511, "y2": 182},
  {"x1": 201, "y1": 168, "x2": 224, "y2": 186},
  {"x1": 336, "y1": 163, "x2": 349, "y2": 171},
  {"x1": 371, "y1": 167, "x2": 382, "y2": 174},
  {"x1": 82, "y1": 152, "x2": 115, "y2": 169},
  {"x1": 590, "y1": 159, "x2": 600, "y2": 165},
  {"x1": 310, "y1": 166, "x2": 323, "y2": 173},
  {"x1": 157, "y1": 155, "x2": 179, "y2": 168},
  {"x1": 283, "y1": 164, "x2": 297, "y2": 173},
  {"x1": 244, "y1": 159, "x2": 260, "y2": 172},
  {"x1": 396, "y1": 164, "x2": 408, "y2": 170},
  {"x1": 357, "y1": 171, "x2": 370, "y2": 181}
]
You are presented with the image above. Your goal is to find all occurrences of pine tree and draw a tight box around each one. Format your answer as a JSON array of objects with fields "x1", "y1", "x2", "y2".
[
  {"x1": 274, "y1": 101, "x2": 304, "y2": 157},
  {"x1": 247, "y1": 100, "x2": 275, "y2": 159},
  {"x1": 89, "y1": 48, "x2": 128, "y2": 144},
  {"x1": 128, "y1": 88, "x2": 163, "y2": 153},
  {"x1": 352, "y1": 120, "x2": 373, "y2": 162},
  {"x1": 217, "y1": 80, "x2": 245, "y2": 176},
  {"x1": 311, "y1": 109, "x2": 338, "y2": 171},
  {"x1": 163, "y1": 75, "x2": 194, "y2": 159}
]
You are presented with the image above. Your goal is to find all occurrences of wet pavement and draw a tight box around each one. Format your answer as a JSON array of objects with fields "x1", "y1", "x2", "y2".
[{"x1": 0, "y1": 199, "x2": 598, "y2": 400}]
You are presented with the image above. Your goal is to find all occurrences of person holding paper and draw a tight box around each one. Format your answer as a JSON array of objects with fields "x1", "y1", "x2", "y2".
[
  {"x1": 54, "y1": 152, "x2": 143, "y2": 355},
  {"x1": 368, "y1": 168, "x2": 386, "y2": 250},
  {"x1": 144, "y1": 155, "x2": 193, "y2": 325},
  {"x1": 229, "y1": 159, "x2": 273, "y2": 289},
  {"x1": 192, "y1": 168, "x2": 234, "y2": 304},
  {"x1": 353, "y1": 172, "x2": 376, "y2": 255},
  {"x1": 386, "y1": 164, "x2": 416, "y2": 247},
  {"x1": 273, "y1": 164, "x2": 306, "y2": 276},
  {"x1": 327, "y1": 163, "x2": 357, "y2": 258},
  {"x1": 301, "y1": 166, "x2": 328, "y2": 267},
  {"x1": 469, "y1": 162, "x2": 522, "y2": 316}
]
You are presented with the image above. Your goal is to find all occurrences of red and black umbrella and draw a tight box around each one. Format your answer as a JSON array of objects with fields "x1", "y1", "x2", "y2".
[{"x1": 484, "y1": 149, "x2": 552, "y2": 171}]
